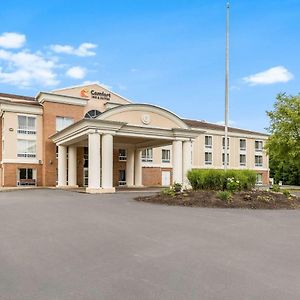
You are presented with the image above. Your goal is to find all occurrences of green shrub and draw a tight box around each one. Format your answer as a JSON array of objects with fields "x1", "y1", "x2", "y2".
[
  {"x1": 187, "y1": 169, "x2": 256, "y2": 191},
  {"x1": 217, "y1": 191, "x2": 232, "y2": 202},
  {"x1": 282, "y1": 189, "x2": 290, "y2": 197},
  {"x1": 161, "y1": 188, "x2": 176, "y2": 196},
  {"x1": 271, "y1": 184, "x2": 281, "y2": 192}
]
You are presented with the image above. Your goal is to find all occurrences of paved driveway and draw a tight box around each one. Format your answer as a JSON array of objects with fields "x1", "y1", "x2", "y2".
[{"x1": 0, "y1": 189, "x2": 300, "y2": 300}]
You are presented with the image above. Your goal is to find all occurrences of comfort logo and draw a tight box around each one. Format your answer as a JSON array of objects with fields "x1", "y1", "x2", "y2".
[{"x1": 80, "y1": 88, "x2": 89, "y2": 98}]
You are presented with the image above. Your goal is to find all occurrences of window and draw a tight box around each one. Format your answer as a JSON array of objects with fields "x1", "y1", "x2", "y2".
[
  {"x1": 222, "y1": 137, "x2": 230, "y2": 149},
  {"x1": 255, "y1": 155, "x2": 263, "y2": 167},
  {"x1": 18, "y1": 115, "x2": 36, "y2": 134},
  {"x1": 255, "y1": 140, "x2": 263, "y2": 152},
  {"x1": 205, "y1": 136, "x2": 212, "y2": 148},
  {"x1": 142, "y1": 148, "x2": 153, "y2": 162},
  {"x1": 84, "y1": 110, "x2": 101, "y2": 119},
  {"x1": 17, "y1": 139, "x2": 36, "y2": 158},
  {"x1": 205, "y1": 152, "x2": 212, "y2": 165},
  {"x1": 162, "y1": 149, "x2": 170, "y2": 163},
  {"x1": 119, "y1": 170, "x2": 126, "y2": 186},
  {"x1": 240, "y1": 154, "x2": 246, "y2": 166},
  {"x1": 119, "y1": 149, "x2": 127, "y2": 161},
  {"x1": 222, "y1": 153, "x2": 229, "y2": 165},
  {"x1": 256, "y1": 173, "x2": 263, "y2": 184},
  {"x1": 18, "y1": 168, "x2": 36, "y2": 186},
  {"x1": 56, "y1": 116, "x2": 74, "y2": 132},
  {"x1": 83, "y1": 147, "x2": 88, "y2": 168},
  {"x1": 240, "y1": 139, "x2": 246, "y2": 151}
]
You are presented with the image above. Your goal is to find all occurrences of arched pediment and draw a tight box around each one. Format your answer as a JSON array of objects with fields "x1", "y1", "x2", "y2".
[{"x1": 97, "y1": 104, "x2": 189, "y2": 129}]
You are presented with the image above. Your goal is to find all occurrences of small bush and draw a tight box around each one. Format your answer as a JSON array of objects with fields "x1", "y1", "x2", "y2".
[
  {"x1": 161, "y1": 188, "x2": 175, "y2": 197},
  {"x1": 173, "y1": 182, "x2": 182, "y2": 192},
  {"x1": 217, "y1": 191, "x2": 232, "y2": 202},
  {"x1": 282, "y1": 189, "x2": 290, "y2": 197},
  {"x1": 187, "y1": 169, "x2": 256, "y2": 191},
  {"x1": 272, "y1": 184, "x2": 281, "y2": 192}
]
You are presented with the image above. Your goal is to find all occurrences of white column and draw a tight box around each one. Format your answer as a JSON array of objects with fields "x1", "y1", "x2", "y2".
[
  {"x1": 68, "y1": 145, "x2": 77, "y2": 187},
  {"x1": 134, "y1": 149, "x2": 143, "y2": 187},
  {"x1": 126, "y1": 148, "x2": 134, "y2": 187},
  {"x1": 57, "y1": 145, "x2": 67, "y2": 187},
  {"x1": 182, "y1": 140, "x2": 192, "y2": 188},
  {"x1": 87, "y1": 132, "x2": 101, "y2": 193},
  {"x1": 172, "y1": 140, "x2": 183, "y2": 184},
  {"x1": 101, "y1": 133, "x2": 115, "y2": 192}
]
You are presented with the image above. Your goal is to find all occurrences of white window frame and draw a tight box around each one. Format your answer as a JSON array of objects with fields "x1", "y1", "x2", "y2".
[
  {"x1": 255, "y1": 155, "x2": 263, "y2": 167},
  {"x1": 17, "y1": 139, "x2": 36, "y2": 158},
  {"x1": 222, "y1": 153, "x2": 229, "y2": 165},
  {"x1": 255, "y1": 140, "x2": 263, "y2": 152},
  {"x1": 56, "y1": 116, "x2": 74, "y2": 132},
  {"x1": 240, "y1": 154, "x2": 246, "y2": 166},
  {"x1": 205, "y1": 135, "x2": 212, "y2": 149},
  {"x1": 162, "y1": 149, "x2": 171, "y2": 163},
  {"x1": 240, "y1": 139, "x2": 246, "y2": 151},
  {"x1": 142, "y1": 148, "x2": 153, "y2": 162},
  {"x1": 256, "y1": 173, "x2": 263, "y2": 185},
  {"x1": 205, "y1": 152, "x2": 212, "y2": 165},
  {"x1": 118, "y1": 149, "x2": 127, "y2": 161},
  {"x1": 17, "y1": 115, "x2": 36, "y2": 135},
  {"x1": 119, "y1": 169, "x2": 126, "y2": 186}
]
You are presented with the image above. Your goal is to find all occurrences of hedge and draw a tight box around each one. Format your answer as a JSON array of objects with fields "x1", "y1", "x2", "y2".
[{"x1": 187, "y1": 169, "x2": 256, "y2": 191}]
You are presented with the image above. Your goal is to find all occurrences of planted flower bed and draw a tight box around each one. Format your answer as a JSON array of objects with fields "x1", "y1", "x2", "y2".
[{"x1": 135, "y1": 169, "x2": 300, "y2": 209}]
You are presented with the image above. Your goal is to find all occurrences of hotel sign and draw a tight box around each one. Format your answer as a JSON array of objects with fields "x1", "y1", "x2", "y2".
[{"x1": 80, "y1": 88, "x2": 111, "y2": 100}]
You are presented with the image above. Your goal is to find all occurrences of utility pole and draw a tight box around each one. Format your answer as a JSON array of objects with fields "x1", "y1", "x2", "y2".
[{"x1": 224, "y1": 0, "x2": 230, "y2": 170}]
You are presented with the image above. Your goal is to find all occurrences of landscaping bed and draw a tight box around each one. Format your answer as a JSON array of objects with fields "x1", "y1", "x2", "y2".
[{"x1": 135, "y1": 190, "x2": 300, "y2": 209}]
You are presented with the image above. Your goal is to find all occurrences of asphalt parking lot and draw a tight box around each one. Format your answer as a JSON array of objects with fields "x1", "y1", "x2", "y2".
[{"x1": 0, "y1": 189, "x2": 300, "y2": 300}]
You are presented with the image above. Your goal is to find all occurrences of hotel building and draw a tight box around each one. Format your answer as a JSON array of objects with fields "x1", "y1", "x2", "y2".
[{"x1": 0, "y1": 83, "x2": 269, "y2": 192}]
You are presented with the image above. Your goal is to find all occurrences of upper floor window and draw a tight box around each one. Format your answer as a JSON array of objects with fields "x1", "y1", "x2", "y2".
[
  {"x1": 255, "y1": 155, "x2": 263, "y2": 167},
  {"x1": 162, "y1": 149, "x2": 171, "y2": 163},
  {"x1": 17, "y1": 139, "x2": 36, "y2": 158},
  {"x1": 222, "y1": 137, "x2": 230, "y2": 149},
  {"x1": 205, "y1": 152, "x2": 212, "y2": 165},
  {"x1": 205, "y1": 136, "x2": 212, "y2": 148},
  {"x1": 84, "y1": 110, "x2": 101, "y2": 119},
  {"x1": 119, "y1": 149, "x2": 127, "y2": 161},
  {"x1": 240, "y1": 139, "x2": 246, "y2": 151},
  {"x1": 142, "y1": 148, "x2": 153, "y2": 162},
  {"x1": 255, "y1": 140, "x2": 263, "y2": 152},
  {"x1": 18, "y1": 115, "x2": 36, "y2": 134},
  {"x1": 56, "y1": 116, "x2": 74, "y2": 132}
]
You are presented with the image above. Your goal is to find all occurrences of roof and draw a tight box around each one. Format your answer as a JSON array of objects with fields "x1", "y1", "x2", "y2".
[
  {"x1": 0, "y1": 92, "x2": 41, "y2": 106},
  {"x1": 183, "y1": 119, "x2": 269, "y2": 137},
  {"x1": 0, "y1": 92, "x2": 36, "y2": 102}
]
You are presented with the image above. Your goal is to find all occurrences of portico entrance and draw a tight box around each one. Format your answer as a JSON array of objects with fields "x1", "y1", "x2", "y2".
[{"x1": 51, "y1": 104, "x2": 200, "y2": 193}]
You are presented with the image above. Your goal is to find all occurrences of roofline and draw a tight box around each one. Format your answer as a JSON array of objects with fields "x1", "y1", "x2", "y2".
[
  {"x1": 51, "y1": 82, "x2": 133, "y2": 104},
  {"x1": 183, "y1": 118, "x2": 269, "y2": 137}
]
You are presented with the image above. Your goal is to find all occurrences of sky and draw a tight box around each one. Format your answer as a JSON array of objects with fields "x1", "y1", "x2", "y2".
[{"x1": 0, "y1": 0, "x2": 299, "y2": 133}]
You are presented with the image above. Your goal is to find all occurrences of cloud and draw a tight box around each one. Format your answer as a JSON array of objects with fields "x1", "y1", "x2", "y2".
[
  {"x1": 66, "y1": 66, "x2": 86, "y2": 79},
  {"x1": 243, "y1": 66, "x2": 293, "y2": 85},
  {"x1": 0, "y1": 32, "x2": 26, "y2": 49},
  {"x1": 50, "y1": 43, "x2": 97, "y2": 57},
  {"x1": 0, "y1": 49, "x2": 58, "y2": 87}
]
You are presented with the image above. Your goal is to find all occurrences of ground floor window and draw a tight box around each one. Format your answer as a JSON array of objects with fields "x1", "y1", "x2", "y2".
[
  {"x1": 17, "y1": 139, "x2": 36, "y2": 158},
  {"x1": 119, "y1": 149, "x2": 127, "y2": 161},
  {"x1": 256, "y1": 173, "x2": 263, "y2": 185},
  {"x1": 119, "y1": 170, "x2": 126, "y2": 186},
  {"x1": 240, "y1": 154, "x2": 246, "y2": 166},
  {"x1": 17, "y1": 168, "x2": 36, "y2": 186},
  {"x1": 222, "y1": 153, "x2": 229, "y2": 165}
]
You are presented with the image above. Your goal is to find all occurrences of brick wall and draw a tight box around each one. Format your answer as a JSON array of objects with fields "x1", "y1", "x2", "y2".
[
  {"x1": 42, "y1": 101, "x2": 84, "y2": 186},
  {"x1": 3, "y1": 163, "x2": 43, "y2": 186}
]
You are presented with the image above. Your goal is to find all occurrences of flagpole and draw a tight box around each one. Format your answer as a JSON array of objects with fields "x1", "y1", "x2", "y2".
[{"x1": 224, "y1": 0, "x2": 230, "y2": 171}]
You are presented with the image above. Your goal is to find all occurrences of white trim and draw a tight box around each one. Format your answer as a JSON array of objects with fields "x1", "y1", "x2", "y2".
[
  {"x1": 36, "y1": 92, "x2": 87, "y2": 106},
  {"x1": 1, "y1": 158, "x2": 42, "y2": 164},
  {"x1": 0, "y1": 103, "x2": 43, "y2": 115}
]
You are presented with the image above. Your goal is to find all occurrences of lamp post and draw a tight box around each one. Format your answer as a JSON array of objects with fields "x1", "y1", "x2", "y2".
[{"x1": 224, "y1": 0, "x2": 230, "y2": 170}]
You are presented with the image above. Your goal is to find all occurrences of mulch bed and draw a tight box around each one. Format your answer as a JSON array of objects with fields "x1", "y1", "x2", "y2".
[{"x1": 135, "y1": 190, "x2": 300, "y2": 209}]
